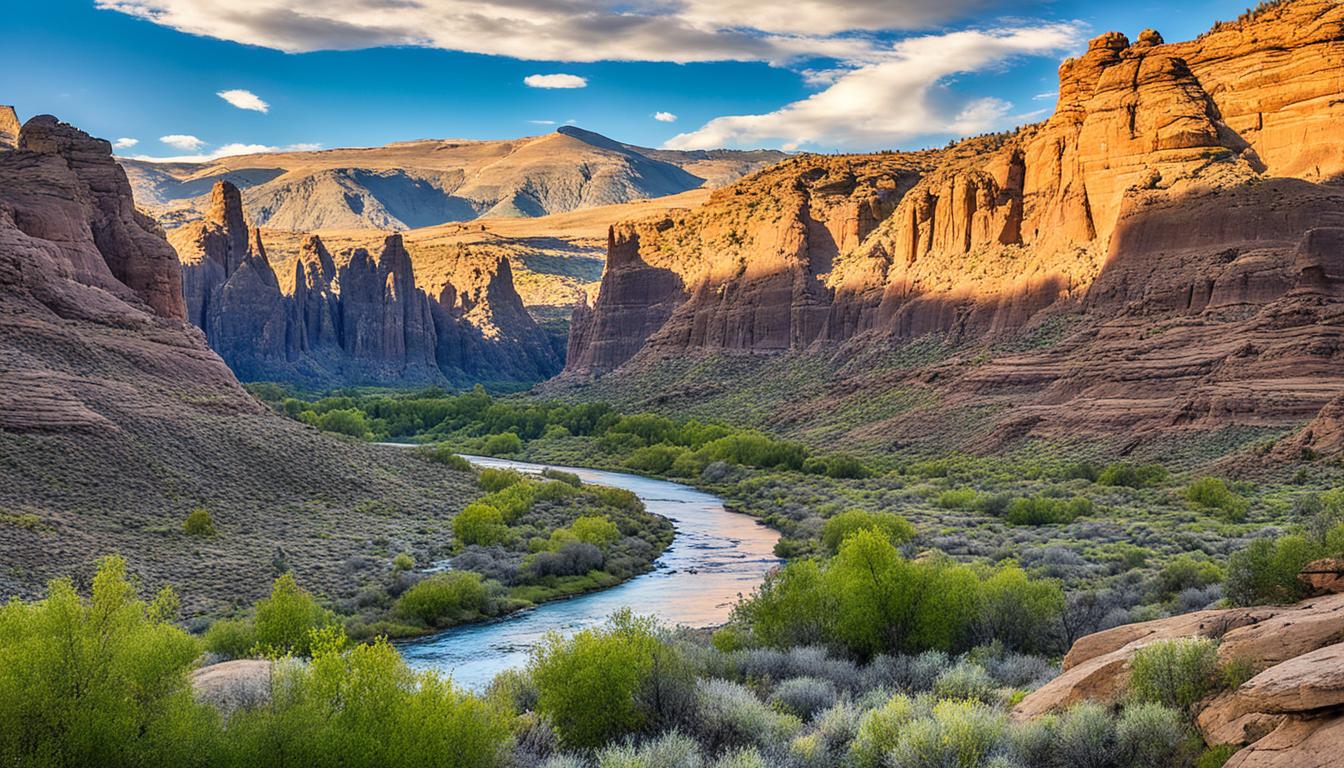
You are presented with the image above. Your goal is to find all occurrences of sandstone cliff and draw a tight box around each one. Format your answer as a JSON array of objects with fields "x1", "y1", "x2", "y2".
[
  {"x1": 171, "y1": 181, "x2": 560, "y2": 386},
  {"x1": 0, "y1": 114, "x2": 479, "y2": 613},
  {"x1": 561, "y1": 0, "x2": 1344, "y2": 451}
]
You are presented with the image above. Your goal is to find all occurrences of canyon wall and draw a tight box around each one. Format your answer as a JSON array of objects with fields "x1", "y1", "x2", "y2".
[
  {"x1": 562, "y1": 0, "x2": 1344, "y2": 447},
  {"x1": 171, "y1": 181, "x2": 560, "y2": 386}
]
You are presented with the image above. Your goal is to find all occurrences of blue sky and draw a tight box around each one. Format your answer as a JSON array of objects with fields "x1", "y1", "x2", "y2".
[{"x1": 2, "y1": 0, "x2": 1250, "y2": 159}]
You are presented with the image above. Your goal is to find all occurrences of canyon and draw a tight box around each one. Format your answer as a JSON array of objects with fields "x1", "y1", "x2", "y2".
[{"x1": 558, "y1": 0, "x2": 1344, "y2": 456}]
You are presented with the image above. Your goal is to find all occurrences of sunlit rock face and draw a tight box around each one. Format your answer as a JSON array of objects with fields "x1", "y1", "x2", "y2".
[{"x1": 562, "y1": 1, "x2": 1344, "y2": 448}]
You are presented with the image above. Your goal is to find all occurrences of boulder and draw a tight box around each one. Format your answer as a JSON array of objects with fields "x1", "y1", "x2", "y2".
[
  {"x1": 1298, "y1": 558, "x2": 1344, "y2": 596},
  {"x1": 1196, "y1": 692, "x2": 1284, "y2": 747},
  {"x1": 1233, "y1": 641, "x2": 1344, "y2": 714},
  {"x1": 1225, "y1": 715, "x2": 1344, "y2": 768},
  {"x1": 1217, "y1": 593, "x2": 1344, "y2": 671},
  {"x1": 190, "y1": 660, "x2": 274, "y2": 717}
]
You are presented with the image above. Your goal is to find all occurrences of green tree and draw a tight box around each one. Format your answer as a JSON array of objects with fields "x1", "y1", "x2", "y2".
[
  {"x1": 183, "y1": 507, "x2": 217, "y2": 536},
  {"x1": 0, "y1": 557, "x2": 217, "y2": 766},
  {"x1": 571, "y1": 515, "x2": 621, "y2": 550},
  {"x1": 316, "y1": 408, "x2": 370, "y2": 438},
  {"x1": 821, "y1": 509, "x2": 915, "y2": 554},
  {"x1": 397, "y1": 572, "x2": 490, "y2": 627},
  {"x1": 253, "y1": 572, "x2": 335, "y2": 657}
]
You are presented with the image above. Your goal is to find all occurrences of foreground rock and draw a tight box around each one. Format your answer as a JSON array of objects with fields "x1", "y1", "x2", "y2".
[{"x1": 1015, "y1": 589, "x2": 1344, "y2": 765}]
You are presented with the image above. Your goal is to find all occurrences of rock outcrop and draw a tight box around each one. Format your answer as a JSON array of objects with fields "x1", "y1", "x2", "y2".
[
  {"x1": 171, "y1": 181, "x2": 560, "y2": 386},
  {"x1": 0, "y1": 112, "x2": 482, "y2": 615},
  {"x1": 1014, "y1": 590, "x2": 1344, "y2": 766},
  {"x1": 0, "y1": 105, "x2": 19, "y2": 149},
  {"x1": 559, "y1": 0, "x2": 1344, "y2": 452}
]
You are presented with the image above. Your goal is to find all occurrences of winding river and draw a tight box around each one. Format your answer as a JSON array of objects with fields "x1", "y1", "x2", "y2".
[{"x1": 396, "y1": 456, "x2": 781, "y2": 689}]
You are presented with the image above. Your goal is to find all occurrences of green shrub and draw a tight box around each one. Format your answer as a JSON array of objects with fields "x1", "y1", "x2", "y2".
[
  {"x1": 1115, "y1": 702, "x2": 1186, "y2": 767},
  {"x1": 1003, "y1": 496, "x2": 1093, "y2": 526},
  {"x1": 204, "y1": 617, "x2": 257, "y2": 659},
  {"x1": 415, "y1": 444, "x2": 473, "y2": 471},
  {"x1": 821, "y1": 509, "x2": 915, "y2": 554},
  {"x1": 1195, "y1": 744, "x2": 1240, "y2": 768},
  {"x1": 392, "y1": 552, "x2": 415, "y2": 571},
  {"x1": 396, "y1": 572, "x2": 489, "y2": 627},
  {"x1": 1098, "y1": 463, "x2": 1168, "y2": 488},
  {"x1": 530, "y1": 611, "x2": 664, "y2": 749},
  {"x1": 0, "y1": 557, "x2": 210, "y2": 767},
  {"x1": 570, "y1": 515, "x2": 621, "y2": 550},
  {"x1": 937, "y1": 488, "x2": 980, "y2": 509},
  {"x1": 478, "y1": 467, "x2": 524, "y2": 492},
  {"x1": 541, "y1": 468, "x2": 582, "y2": 487},
  {"x1": 805, "y1": 454, "x2": 871, "y2": 479},
  {"x1": 252, "y1": 572, "x2": 335, "y2": 657},
  {"x1": 183, "y1": 507, "x2": 217, "y2": 536},
  {"x1": 886, "y1": 700, "x2": 1006, "y2": 768},
  {"x1": 1154, "y1": 555, "x2": 1223, "y2": 599},
  {"x1": 1185, "y1": 477, "x2": 1249, "y2": 520},
  {"x1": 315, "y1": 408, "x2": 369, "y2": 438},
  {"x1": 932, "y1": 661, "x2": 997, "y2": 702},
  {"x1": 1054, "y1": 703, "x2": 1115, "y2": 768},
  {"x1": 1129, "y1": 638, "x2": 1219, "y2": 713},
  {"x1": 483, "y1": 432, "x2": 523, "y2": 456},
  {"x1": 695, "y1": 678, "x2": 802, "y2": 750},
  {"x1": 850, "y1": 694, "x2": 918, "y2": 768},
  {"x1": 454, "y1": 503, "x2": 509, "y2": 546},
  {"x1": 225, "y1": 629, "x2": 511, "y2": 767},
  {"x1": 625, "y1": 444, "x2": 688, "y2": 474},
  {"x1": 1225, "y1": 533, "x2": 1323, "y2": 605}
]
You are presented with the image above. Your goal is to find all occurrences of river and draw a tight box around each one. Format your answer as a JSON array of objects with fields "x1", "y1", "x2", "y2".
[{"x1": 396, "y1": 455, "x2": 781, "y2": 688}]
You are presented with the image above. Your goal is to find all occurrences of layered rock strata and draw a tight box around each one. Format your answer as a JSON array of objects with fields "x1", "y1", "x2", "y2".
[{"x1": 562, "y1": 0, "x2": 1344, "y2": 448}]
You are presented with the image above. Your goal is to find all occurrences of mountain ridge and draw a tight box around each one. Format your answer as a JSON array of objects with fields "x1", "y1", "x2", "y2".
[{"x1": 120, "y1": 127, "x2": 785, "y2": 232}]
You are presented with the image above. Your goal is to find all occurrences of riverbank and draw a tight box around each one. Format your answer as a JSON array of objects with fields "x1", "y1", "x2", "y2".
[{"x1": 395, "y1": 455, "x2": 780, "y2": 688}]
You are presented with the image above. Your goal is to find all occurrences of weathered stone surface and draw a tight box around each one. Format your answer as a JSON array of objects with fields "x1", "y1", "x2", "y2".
[
  {"x1": 1298, "y1": 558, "x2": 1344, "y2": 596},
  {"x1": 1197, "y1": 692, "x2": 1285, "y2": 747},
  {"x1": 1233, "y1": 641, "x2": 1344, "y2": 714},
  {"x1": 190, "y1": 660, "x2": 274, "y2": 717},
  {"x1": 18, "y1": 116, "x2": 187, "y2": 319},
  {"x1": 1217, "y1": 593, "x2": 1344, "y2": 671},
  {"x1": 1224, "y1": 715, "x2": 1344, "y2": 768}
]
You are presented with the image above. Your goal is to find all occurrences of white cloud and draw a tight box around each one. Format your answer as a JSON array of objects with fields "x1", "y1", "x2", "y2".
[
  {"x1": 159, "y1": 134, "x2": 206, "y2": 150},
  {"x1": 217, "y1": 88, "x2": 270, "y2": 112},
  {"x1": 529, "y1": 119, "x2": 557, "y2": 125},
  {"x1": 1032, "y1": 91, "x2": 1058, "y2": 101},
  {"x1": 524, "y1": 73, "x2": 587, "y2": 89},
  {"x1": 132, "y1": 141, "x2": 323, "y2": 163},
  {"x1": 94, "y1": 0, "x2": 996, "y2": 64},
  {"x1": 653, "y1": 111, "x2": 677, "y2": 123},
  {"x1": 664, "y1": 23, "x2": 1082, "y2": 150},
  {"x1": 112, "y1": 137, "x2": 139, "y2": 149}
]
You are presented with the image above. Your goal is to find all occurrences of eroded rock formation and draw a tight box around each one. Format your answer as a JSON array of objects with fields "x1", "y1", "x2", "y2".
[
  {"x1": 171, "y1": 181, "x2": 560, "y2": 386},
  {"x1": 562, "y1": 0, "x2": 1344, "y2": 449},
  {"x1": 1014, "y1": 589, "x2": 1344, "y2": 767}
]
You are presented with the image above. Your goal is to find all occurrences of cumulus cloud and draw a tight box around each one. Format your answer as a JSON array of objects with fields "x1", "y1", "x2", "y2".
[
  {"x1": 112, "y1": 137, "x2": 139, "y2": 149},
  {"x1": 217, "y1": 88, "x2": 270, "y2": 112},
  {"x1": 133, "y1": 141, "x2": 323, "y2": 163},
  {"x1": 94, "y1": 0, "x2": 1001, "y2": 64},
  {"x1": 664, "y1": 23, "x2": 1082, "y2": 150},
  {"x1": 159, "y1": 134, "x2": 205, "y2": 150},
  {"x1": 653, "y1": 111, "x2": 677, "y2": 122},
  {"x1": 524, "y1": 73, "x2": 587, "y2": 89}
]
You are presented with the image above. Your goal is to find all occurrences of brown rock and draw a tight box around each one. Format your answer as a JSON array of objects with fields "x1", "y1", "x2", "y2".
[
  {"x1": 0, "y1": 105, "x2": 19, "y2": 149},
  {"x1": 1234, "y1": 641, "x2": 1344, "y2": 713},
  {"x1": 1224, "y1": 715, "x2": 1344, "y2": 768},
  {"x1": 1197, "y1": 692, "x2": 1285, "y2": 747},
  {"x1": 1218, "y1": 593, "x2": 1344, "y2": 671},
  {"x1": 190, "y1": 660, "x2": 274, "y2": 717},
  {"x1": 1298, "y1": 558, "x2": 1344, "y2": 596}
]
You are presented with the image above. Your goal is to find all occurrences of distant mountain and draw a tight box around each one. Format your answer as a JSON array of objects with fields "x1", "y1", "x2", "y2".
[{"x1": 120, "y1": 127, "x2": 785, "y2": 232}]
